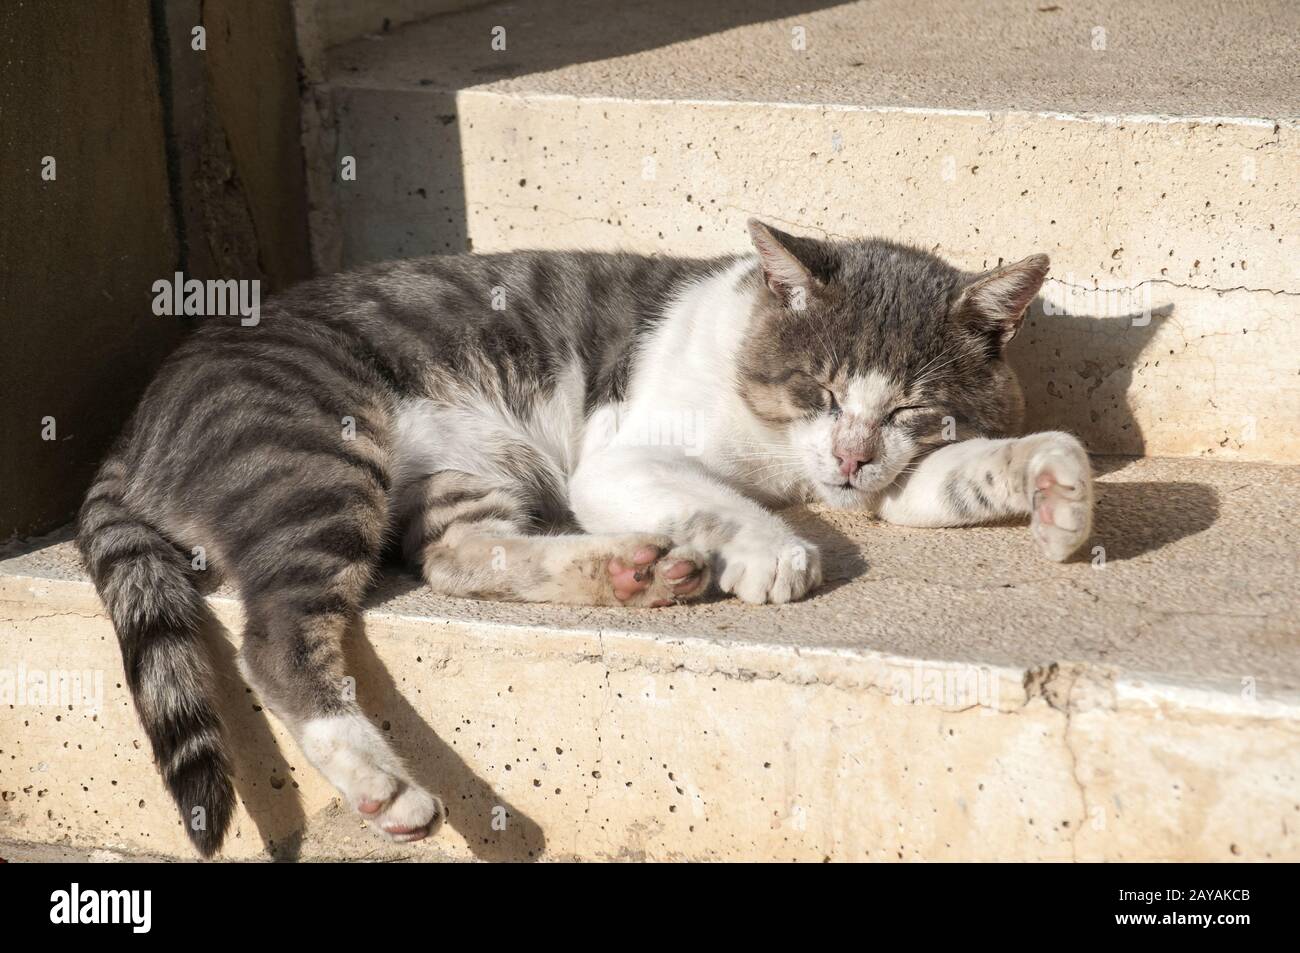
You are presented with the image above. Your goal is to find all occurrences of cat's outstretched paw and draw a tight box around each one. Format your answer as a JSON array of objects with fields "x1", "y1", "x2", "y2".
[
  {"x1": 718, "y1": 533, "x2": 822, "y2": 604},
  {"x1": 607, "y1": 540, "x2": 710, "y2": 606},
  {"x1": 1027, "y1": 438, "x2": 1093, "y2": 562}
]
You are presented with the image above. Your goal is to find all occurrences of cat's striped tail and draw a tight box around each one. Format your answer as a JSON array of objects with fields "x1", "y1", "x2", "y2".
[{"x1": 77, "y1": 474, "x2": 234, "y2": 858}]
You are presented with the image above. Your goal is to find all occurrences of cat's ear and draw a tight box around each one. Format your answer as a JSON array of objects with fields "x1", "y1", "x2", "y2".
[
  {"x1": 748, "y1": 218, "x2": 821, "y2": 308},
  {"x1": 953, "y1": 254, "x2": 1050, "y2": 347}
]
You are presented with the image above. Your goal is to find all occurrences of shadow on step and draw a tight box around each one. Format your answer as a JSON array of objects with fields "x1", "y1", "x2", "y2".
[
  {"x1": 450, "y1": 0, "x2": 848, "y2": 82},
  {"x1": 1011, "y1": 300, "x2": 1174, "y2": 459},
  {"x1": 782, "y1": 506, "x2": 870, "y2": 594},
  {"x1": 331, "y1": 0, "x2": 848, "y2": 265},
  {"x1": 1092, "y1": 481, "x2": 1221, "y2": 562},
  {"x1": 345, "y1": 620, "x2": 548, "y2": 862},
  {"x1": 206, "y1": 624, "x2": 311, "y2": 862}
]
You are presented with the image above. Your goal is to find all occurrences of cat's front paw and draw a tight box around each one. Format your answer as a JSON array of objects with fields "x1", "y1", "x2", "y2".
[
  {"x1": 717, "y1": 533, "x2": 822, "y2": 604},
  {"x1": 1027, "y1": 436, "x2": 1093, "y2": 562}
]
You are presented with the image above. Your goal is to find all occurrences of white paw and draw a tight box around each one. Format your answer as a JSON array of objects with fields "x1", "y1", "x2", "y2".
[
  {"x1": 300, "y1": 715, "x2": 443, "y2": 843},
  {"x1": 1027, "y1": 437, "x2": 1093, "y2": 562},
  {"x1": 718, "y1": 532, "x2": 822, "y2": 604},
  {"x1": 358, "y1": 783, "x2": 443, "y2": 843}
]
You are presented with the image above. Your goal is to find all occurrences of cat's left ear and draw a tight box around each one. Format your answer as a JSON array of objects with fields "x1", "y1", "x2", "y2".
[
  {"x1": 748, "y1": 218, "x2": 823, "y2": 309},
  {"x1": 953, "y1": 254, "x2": 1050, "y2": 347}
]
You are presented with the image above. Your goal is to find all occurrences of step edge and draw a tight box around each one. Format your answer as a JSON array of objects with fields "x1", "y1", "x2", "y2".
[
  {"x1": 5, "y1": 567, "x2": 1298, "y2": 718},
  {"x1": 326, "y1": 80, "x2": 1299, "y2": 129}
]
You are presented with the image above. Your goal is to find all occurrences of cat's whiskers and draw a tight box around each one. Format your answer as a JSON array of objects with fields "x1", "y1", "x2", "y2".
[
  {"x1": 730, "y1": 459, "x2": 807, "y2": 479},
  {"x1": 719, "y1": 459, "x2": 809, "y2": 483},
  {"x1": 716, "y1": 439, "x2": 807, "y2": 464},
  {"x1": 813, "y1": 321, "x2": 842, "y2": 374},
  {"x1": 911, "y1": 345, "x2": 958, "y2": 381},
  {"x1": 909, "y1": 351, "x2": 964, "y2": 392},
  {"x1": 715, "y1": 451, "x2": 807, "y2": 466}
]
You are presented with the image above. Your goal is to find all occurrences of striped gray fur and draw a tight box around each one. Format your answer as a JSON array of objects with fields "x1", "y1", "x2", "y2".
[{"x1": 77, "y1": 250, "x2": 724, "y2": 856}]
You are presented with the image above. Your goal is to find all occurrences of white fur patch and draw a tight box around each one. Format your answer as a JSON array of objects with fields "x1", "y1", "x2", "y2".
[
  {"x1": 843, "y1": 370, "x2": 897, "y2": 419},
  {"x1": 299, "y1": 714, "x2": 442, "y2": 841},
  {"x1": 392, "y1": 363, "x2": 585, "y2": 491}
]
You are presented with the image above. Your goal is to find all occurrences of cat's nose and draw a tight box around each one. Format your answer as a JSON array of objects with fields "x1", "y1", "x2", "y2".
[{"x1": 835, "y1": 451, "x2": 872, "y2": 478}]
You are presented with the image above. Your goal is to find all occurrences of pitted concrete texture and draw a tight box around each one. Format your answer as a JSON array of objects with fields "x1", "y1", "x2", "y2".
[
  {"x1": 328, "y1": 0, "x2": 1300, "y2": 119},
  {"x1": 0, "y1": 840, "x2": 182, "y2": 864},
  {"x1": 1, "y1": 457, "x2": 1297, "y2": 861},
  {"x1": 0, "y1": 835, "x2": 464, "y2": 863},
  {"x1": 319, "y1": 0, "x2": 1300, "y2": 463}
]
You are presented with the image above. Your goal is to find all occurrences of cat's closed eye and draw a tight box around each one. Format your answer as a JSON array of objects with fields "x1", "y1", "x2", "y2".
[{"x1": 886, "y1": 405, "x2": 929, "y2": 423}]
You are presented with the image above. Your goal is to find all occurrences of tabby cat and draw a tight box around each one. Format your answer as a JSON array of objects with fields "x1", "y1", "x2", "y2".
[{"x1": 77, "y1": 220, "x2": 1093, "y2": 856}]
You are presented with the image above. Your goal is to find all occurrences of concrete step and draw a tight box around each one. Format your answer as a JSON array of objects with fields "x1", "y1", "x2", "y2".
[
  {"x1": 1, "y1": 456, "x2": 1297, "y2": 861},
  {"x1": 308, "y1": 0, "x2": 1300, "y2": 464}
]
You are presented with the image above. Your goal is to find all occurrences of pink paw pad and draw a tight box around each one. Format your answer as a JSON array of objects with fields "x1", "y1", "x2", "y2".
[
  {"x1": 608, "y1": 546, "x2": 664, "y2": 601},
  {"x1": 1028, "y1": 451, "x2": 1093, "y2": 563},
  {"x1": 381, "y1": 823, "x2": 430, "y2": 841},
  {"x1": 355, "y1": 789, "x2": 442, "y2": 843},
  {"x1": 660, "y1": 558, "x2": 706, "y2": 596},
  {"x1": 606, "y1": 545, "x2": 709, "y2": 605}
]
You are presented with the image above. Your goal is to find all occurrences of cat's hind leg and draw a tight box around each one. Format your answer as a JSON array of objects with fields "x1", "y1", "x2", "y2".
[
  {"x1": 229, "y1": 466, "x2": 443, "y2": 843},
  {"x1": 401, "y1": 469, "x2": 710, "y2": 606},
  {"x1": 876, "y1": 432, "x2": 1093, "y2": 561}
]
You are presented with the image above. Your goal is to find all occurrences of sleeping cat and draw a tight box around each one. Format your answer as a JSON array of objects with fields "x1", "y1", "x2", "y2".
[{"x1": 77, "y1": 220, "x2": 1092, "y2": 856}]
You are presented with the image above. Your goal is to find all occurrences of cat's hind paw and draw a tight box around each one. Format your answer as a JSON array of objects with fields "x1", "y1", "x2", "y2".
[
  {"x1": 301, "y1": 715, "x2": 444, "y2": 844},
  {"x1": 607, "y1": 542, "x2": 710, "y2": 606},
  {"x1": 357, "y1": 783, "x2": 444, "y2": 843}
]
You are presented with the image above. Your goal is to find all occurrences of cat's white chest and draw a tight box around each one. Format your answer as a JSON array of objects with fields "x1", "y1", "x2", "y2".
[{"x1": 608, "y1": 257, "x2": 809, "y2": 503}]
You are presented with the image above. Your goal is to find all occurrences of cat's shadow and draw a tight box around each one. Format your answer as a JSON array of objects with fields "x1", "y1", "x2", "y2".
[
  {"x1": 779, "y1": 506, "x2": 870, "y2": 595},
  {"x1": 204, "y1": 620, "x2": 312, "y2": 862},
  {"x1": 342, "y1": 614, "x2": 548, "y2": 862},
  {"x1": 1010, "y1": 299, "x2": 1175, "y2": 457},
  {"x1": 1089, "y1": 475, "x2": 1221, "y2": 561}
]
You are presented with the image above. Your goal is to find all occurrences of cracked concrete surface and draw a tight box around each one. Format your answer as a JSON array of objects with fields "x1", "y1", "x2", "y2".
[
  {"x1": 317, "y1": 0, "x2": 1300, "y2": 462},
  {"x1": 1, "y1": 456, "x2": 1297, "y2": 860}
]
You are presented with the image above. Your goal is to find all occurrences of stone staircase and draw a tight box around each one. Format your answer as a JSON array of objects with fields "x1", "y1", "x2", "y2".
[
  {"x1": 1, "y1": 0, "x2": 1296, "y2": 861},
  {"x1": 317, "y1": 0, "x2": 1299, "y2": 464}
]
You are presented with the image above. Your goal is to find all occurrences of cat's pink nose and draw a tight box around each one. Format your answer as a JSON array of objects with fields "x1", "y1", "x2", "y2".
[{"x1": 835, "y1": 451, "x2": 871, "y2": 478}]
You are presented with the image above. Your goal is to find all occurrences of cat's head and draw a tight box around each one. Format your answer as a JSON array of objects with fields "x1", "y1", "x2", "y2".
[{"x1": 736, "y1": 219, "x2": 1049, "y2": 508}]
